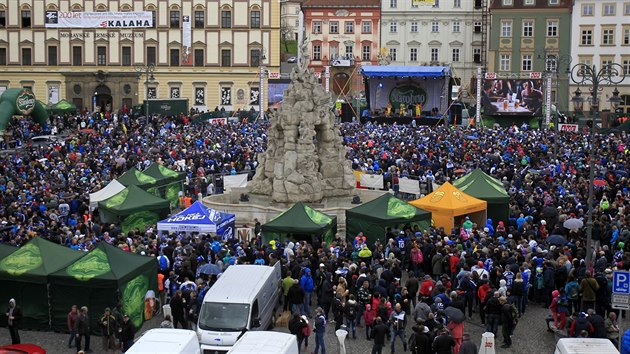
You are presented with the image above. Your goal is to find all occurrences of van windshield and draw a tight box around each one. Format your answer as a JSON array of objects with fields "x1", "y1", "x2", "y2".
[{"x1": 198, "y1": 303, "x2": 250, "y2": 331}]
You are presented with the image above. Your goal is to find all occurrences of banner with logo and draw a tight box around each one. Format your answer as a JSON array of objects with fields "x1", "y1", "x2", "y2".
[
  {"x1": 45, "y1": 11, "x2": 153, "y2": 28},
  {"x1": 367, "y1": 79, "x2": 443, "y2": 114},
  {"x1": 223, "y1": 174, "x2": 248, "y2": 192},
  {"x1": 157, "y1": 201, "x2": 235, "y2": 235},
  {"x1": 412, "y1": 0, "x2": 435, "y2": 5},
  {"x1": 208, "y1": 118, "x2": 227, "y2": 125},
  {"x1": 558, "y1": 124, "x2": 579, "y2": 132},
  {"x1": 360, "y1": 174, "x2": 384, "y2": 189}
]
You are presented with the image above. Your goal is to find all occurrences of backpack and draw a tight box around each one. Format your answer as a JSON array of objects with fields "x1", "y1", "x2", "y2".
[
  {"x1": 442, "y1": 255, "x2": 451, "y2": 271},
  {"x1": 567, "y1": 282, "x2": 579, "y2": 299},
  {"x1": 510, "y1": 303, "x2": 519, "y2": 326},
  {"x1": 158, "y1": 255, "x2": 169, "y2": 272}
]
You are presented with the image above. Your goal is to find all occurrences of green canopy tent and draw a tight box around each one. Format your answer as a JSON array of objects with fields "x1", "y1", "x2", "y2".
[
  {"x1": 261, "y1": 203, "x2": 337, "y2": 245},
  {"x1": 50, "y1": 99, "x2": 78, "y2": 114},
  {"x1": 0, "y1": 238, "x2": 84, "y2": 330},
  {"x1": 453, "y1": 168, "x2": 510, "y2": 226},
  {"x1": 346, "y1": 193, "x2": 432, "y2": 245},
  {"x1": 143, "y1": 163, "x2": 186, "y2": 207},
  {"x1": 49, "y1": 242, "x2": 158, "y2": 335},
  {"x1": 0, "y1": 242, "x2": 17, "y2": 260},
  {"x1": 116, "y1": 167, "x2": 158, "y2": 190},
  {"x1": 97, "y1": 185, "x2": 171, "y2": 232}
]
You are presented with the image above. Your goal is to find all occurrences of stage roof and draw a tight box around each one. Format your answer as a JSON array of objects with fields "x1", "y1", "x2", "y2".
[{"x1": 360, "y1": 66, "x2": 451, "y2": 78}]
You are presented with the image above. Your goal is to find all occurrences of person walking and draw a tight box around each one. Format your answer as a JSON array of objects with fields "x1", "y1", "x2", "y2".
[
  {"x1": 288, "y1": 313, "x2": 307, "y2": 350},
  {"x1": 169, "y1": 290, "x2": 188, "y2": 329},
  {"x1": 371, "y1": 317, "x2": 389, "y2": 354},
  {"x1": 120, "y1": 314, "x2": 136, "y2": 352},
  {"x1": 67, "y1": 305, "x2": 79, "y2": 348},
  {"x1": 389, "y1": 302, "x2": 407, "y2": 353},
  {"x1": 484, "y1": 291, "x2": 502, "y2": 335},
  {"x1": 580, "y1": 271, "x2": 599, "y2": 312},
  {"x1": 6, "y1": 298, "x2": 22, "y2": 344},
  {"x1": 288, "y1": 279, "x2": 306, "y2": 315},
  {"x1": 344, "y1": 294, "x2": 358, "y2": 339},
  {"x1": 99, "y1": 307, "x2": 118, "y2": 351},
  {"x1": 499, "y1": 296, "x2": 515, "y2": 349},
  {"x1": 313, "y1": 307, "x2": 326, "y2": 354},
  {"x1": 75, "y1": 306, "x2": 91, "y2": 353},
  {"x1": 300, "y1": 268, "x2": 315, "y2": 317},
  {"x1": 432, "y1": 328, "x2": 456, "y2": 354},
  {"x1": 282, "y1": 271, "x2": 295, "y2": 312},
  {"x1": 458, "y1": 333, "x2": 477, "y2": 354}
]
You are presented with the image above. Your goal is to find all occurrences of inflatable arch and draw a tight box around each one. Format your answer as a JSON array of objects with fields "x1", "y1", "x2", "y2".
[{"x1": 0, "y1": 88, "x2": 49, "y2": 133}]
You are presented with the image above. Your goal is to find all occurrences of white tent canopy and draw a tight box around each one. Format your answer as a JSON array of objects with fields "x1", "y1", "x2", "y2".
[{"x1": 89, "y1": 180, "x2": 126, "y2": 209}]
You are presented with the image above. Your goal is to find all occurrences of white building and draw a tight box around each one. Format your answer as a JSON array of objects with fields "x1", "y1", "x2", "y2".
[
  {"x1": 380, "y1": 0, "x2": 484, "y2": 94},
  {"x1": 280, "y1": 0, "x2": 301, "y2": 42},
  {"x1": 570, "y1": 0, "x2": 630, "y2": 113}
]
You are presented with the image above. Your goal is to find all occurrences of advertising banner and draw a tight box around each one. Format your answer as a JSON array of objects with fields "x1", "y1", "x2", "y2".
[
  {"x1": 208, "y1": 118, "x2": 227, "y2": 125},
  {"x1": 360, "y1": 174, "x2": 384, "y2": 189},
  {"x1": 399, "y1": 178, "x2": 420, "y2": 195},
  {"x1": 558, "y1": 124, "x2": 579, "y2": 132},
  {"x1": 412, "y1": 0, "x2": 435, "y2": 5},
  {"x1": 45, "y1": 11, "x2": 153, "y2": 28},
  {"x1": 481, "y1": 78, "x2": 544, "y2": 116},
  {"x1": 223, "y1": 174, "x2": 248, "y2": 192}
]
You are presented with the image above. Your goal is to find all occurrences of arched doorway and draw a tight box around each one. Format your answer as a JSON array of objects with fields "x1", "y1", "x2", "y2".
[
  {"x1": 93, "y1": 84, "x2": 112, "y2": 113},
  {"x1": 332, "y1": 73, "x2": 350, "y2": 95}
]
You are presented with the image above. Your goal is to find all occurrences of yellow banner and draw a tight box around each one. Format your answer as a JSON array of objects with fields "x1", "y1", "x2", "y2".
[{"x1": 412, "y1": 0, "x2": 435, "y2": 4}]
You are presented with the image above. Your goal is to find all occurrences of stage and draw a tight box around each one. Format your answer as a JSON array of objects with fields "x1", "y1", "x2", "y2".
[{"x1": 362, "y1": 115, "x2": 445, "y2": 125}]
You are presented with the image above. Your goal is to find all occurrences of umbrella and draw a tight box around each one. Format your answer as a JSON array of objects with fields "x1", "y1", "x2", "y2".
[
  {"x1": 542, "y1": 206, "x2": 559, "y2": 218},
  {"x1": 547, "y1": 234, "x2": 568, "y2": 246},
  {"x1": 615, "y1": 170, "x2": 628, "y2": 177},
  {"x1": 198, "y1": 263, "x2": 221, "y2": 275},
  {"x1": 593, "y1": 179, "x2": 607, "y2": 187},
  {"x1": 444, "y1": 306, "x2": 466, "y2": 323},
  {"x1": 563, "y1": 218, "x2": 584, "y2": 230}
]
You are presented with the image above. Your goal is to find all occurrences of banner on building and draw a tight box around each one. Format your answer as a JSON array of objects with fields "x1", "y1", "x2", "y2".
[
  {"x1": 223, "y1": 174, "x2": 248, "y2": 192},
  {"x1": 249, "y1": 87, "x2": 260, "y2": 106},
  {"x1": 194, "y1": 88, "x2": 205, "y2": 106},
  {"x1": 208, "y1": 118, "x2": 227, "y2": 125},
  {"x1": 412, "y1": 0, "x2": 435, "y2": 5},
  {"x1": 399, "y1": 178, "x2": 420, "y2": 195},
  {"x1": 558, "y1": 124, "x2": 579, "y2": 132},
  {"x1": 45, "y1": 11, "x2": 153, "y2": 28},
  {"x1": 359, "y1": 174, "x2": 384, "y2": 189},
  {"x1": 183, "y1": 16, "x2": 191, "y2": 47}
]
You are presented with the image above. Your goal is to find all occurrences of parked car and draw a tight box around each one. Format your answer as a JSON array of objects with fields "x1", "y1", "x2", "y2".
[
  {"x1": 0, "y1": 344, "x2": 47, "y2": 354},
  {"x1": 287, "y1": 56, "x2": 297, "y2": 63}
]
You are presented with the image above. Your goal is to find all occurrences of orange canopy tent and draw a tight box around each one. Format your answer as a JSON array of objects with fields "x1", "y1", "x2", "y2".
[{"x1": 408, "y1": 182, "x2": 487, "y2": 233}]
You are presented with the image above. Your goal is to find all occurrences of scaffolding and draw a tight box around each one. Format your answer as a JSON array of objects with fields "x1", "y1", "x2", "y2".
[{"x1": 473, "y1": 0, "x2": 490, "y2": 69}]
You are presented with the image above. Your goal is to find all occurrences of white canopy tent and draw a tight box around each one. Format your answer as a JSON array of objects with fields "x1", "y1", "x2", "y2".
[{"x1": 89, "y1": 180, "x2": 126, "y2": 209}]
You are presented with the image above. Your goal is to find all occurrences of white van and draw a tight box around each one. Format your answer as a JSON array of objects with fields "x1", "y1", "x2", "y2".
[
  {"x1": 197, "y1": 262, "x2": 281, "y2": 354},
  {"x1": 227, "y1": 331, "x2": 299, "y2": 354},
  {"x1": 554, "y1": 338, "x2": 619, "y2": 354},
  {"x1": 126, "y1": 328, "x2": 200, "y2": 354}
]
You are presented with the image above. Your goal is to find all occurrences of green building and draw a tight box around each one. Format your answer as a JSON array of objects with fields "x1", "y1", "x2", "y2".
[{"x1": 488, "y1": 0, "x2": 573, "y2": 123}]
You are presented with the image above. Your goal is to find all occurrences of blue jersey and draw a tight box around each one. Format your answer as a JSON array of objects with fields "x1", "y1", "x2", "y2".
[{"x1": 396, "y1": 236, "x2": 407, "y2": 252}]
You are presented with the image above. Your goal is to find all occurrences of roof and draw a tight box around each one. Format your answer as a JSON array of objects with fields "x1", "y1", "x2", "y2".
[
  {"x1": 361, "y1": 66, "x2": 451, "y2": 78},
  {"x1": 228, "y1": 331, "x2": 297, "y2": 354},
  {"x1": 98, "y1": 185, "x2": 170, "y2": 215},
  {"x1": 129, "y1": 329, "x2": 198, "y2": 354},
  {"x1": 490, "y1": 0, "x2": 572, "y2": 9},
  {"x1": 302, "y1": 0, "x2": 380, "y2": 7},
  {"x1": 203, "y1": 265, "x2": 277, "y2": 304},
  {"x1": 346, "y1": 193, "x2": 431, "y2": 224},
  {"x1": 116, "y1": 167, "x2": 158, "y2": 188},
  {"x1": 452, "y1": 169, "x2": 509, "y2": 202},
  {"x1": 409, "y1": 182, "x2": 487, "y2": 215},
  {"x1": 261, "y1": 202, "x2": 336, "y2": 235}
]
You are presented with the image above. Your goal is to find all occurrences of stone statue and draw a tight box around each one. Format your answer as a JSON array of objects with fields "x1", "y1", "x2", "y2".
[{"x1": 249, "y1": 36, "x2": 355, "y2": 203}]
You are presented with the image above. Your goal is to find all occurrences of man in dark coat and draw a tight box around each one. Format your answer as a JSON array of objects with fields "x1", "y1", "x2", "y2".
[
  {"x1": 75, "y1": 306, "x2": 91, "y2": 353},
  {"x1": 288, "y1": 313, "x2": 307, "y2": 350},
  {"x1": 287, "y1": 279, "x2": 305, "y2": 315},
  {"x1": 319, "y1": 273, "x2": 334, "y2": 319},
  {"x1": 432, "y1": 328, "x2": 456, "y2": 354},
  {"x1": 170, "y1": 290, "x2": 188, "y2": 329},
  {"x1": 371, "y1": 317, "x2": 388, "y2": 354},
  {"x1": 6, "y1": 298, "x2": 22, "y2": 344},
  {"x1": 587, "y1": 309, "x2": 607, "y2": 338},
  {"x1": 409, "y1": 325, "x2": 431, "y2": 354},
  {"x1": 459, "y1": 333, "x2": 477, "y2": 354},
  {"x1": 500, "y1": 296, "x2": 515, "y2": 348},
  {"x1": 120, "y1": 314, "x2": 136, "y2": 352}
]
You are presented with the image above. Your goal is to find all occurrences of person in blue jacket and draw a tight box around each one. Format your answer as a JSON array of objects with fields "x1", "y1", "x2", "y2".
[
  {"x1": 300, "y1": 268, "x2": 315, "y2": 317},
  {"x1": 621, "y1": 328, "x2": 630, "y2": 354}
]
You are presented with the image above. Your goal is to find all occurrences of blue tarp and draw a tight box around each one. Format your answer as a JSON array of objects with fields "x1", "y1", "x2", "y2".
[
  {"x1": 157, "y1": 201, "x2": 235, "y2": 239},
  {"x1": 360, "y1": 65, "x2": 451, "y2": 78}
]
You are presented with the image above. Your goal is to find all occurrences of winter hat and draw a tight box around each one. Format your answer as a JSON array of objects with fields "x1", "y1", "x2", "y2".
[{"x1": 552, "y1": 290, "x2": 559, "y2": 298}]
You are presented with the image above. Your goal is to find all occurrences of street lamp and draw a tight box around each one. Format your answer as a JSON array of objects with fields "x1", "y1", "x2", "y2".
[
  {"x1": 135, "y1": 64, "x2": 155, "y2": 120},
  {"x1": 609, "y1": 87, "x2": 622, "y2": 111},
  {"x1": 571, "y1": 88, "x2": 584, "y2": 113},
  {"x1": 569, "y1": 63, "x2": 625, "y2": 268}
]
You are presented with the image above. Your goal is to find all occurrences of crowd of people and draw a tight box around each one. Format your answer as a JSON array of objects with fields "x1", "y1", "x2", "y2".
[{"x1": 1, "y1": 111, "x2": 630, "y2": 353}]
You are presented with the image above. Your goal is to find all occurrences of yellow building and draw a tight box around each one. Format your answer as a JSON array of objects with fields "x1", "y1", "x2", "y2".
[{"x1": 0, "y1": 0, "x2": 280, "y2": 113}]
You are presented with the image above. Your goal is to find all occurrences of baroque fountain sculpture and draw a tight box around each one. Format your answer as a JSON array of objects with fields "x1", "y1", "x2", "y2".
[{"x1": 248, "y1": 36, "x2": 355, "y2": 203}]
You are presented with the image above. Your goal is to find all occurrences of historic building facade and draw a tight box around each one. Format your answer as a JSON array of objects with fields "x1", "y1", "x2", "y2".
[
  {"x1": 0, "y1": 0, "x2": 280, "y2": 113},
  {"x1": 487, "y1": 0, "x2": 573, "y2": 113},
  {"x1": 380, "y1": 0, "x2": 484, "y2": 92},
  {"x1": 280, "y1": 0, "x2": 301, "y2": 42},
  {"x1": 570, "y1": 0, "x2": 630, "y2": 114},
  {"x1": 301, "y1": 0, "x2": 380, "y2": 97}
]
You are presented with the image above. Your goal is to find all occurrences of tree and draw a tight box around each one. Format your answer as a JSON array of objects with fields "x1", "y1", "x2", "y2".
[{"x1": 280, "y1": 20, "x2": 294, "y2": 54}]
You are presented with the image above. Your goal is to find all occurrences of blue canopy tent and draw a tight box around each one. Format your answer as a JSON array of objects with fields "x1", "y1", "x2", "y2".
[
  {"x1": 157, "y1": 201, "x2": 236, "y2": 239},
  {"x1": 360, "y1": 66, "x2": 452, "y2": 118}
]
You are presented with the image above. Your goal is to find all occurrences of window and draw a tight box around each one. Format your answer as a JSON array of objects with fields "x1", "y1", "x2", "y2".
[
  {"x1": 362, "y1": 45, "x2": 371, "y2": 61},
  {"x1": 194, "y1": 49, "x2": 204, "y2": 67},
  {"x1": 194, "y1": 11, "x2": 204, "y2": 28},
  {"x1": 48, "y1": 46, "x2": 57, "y2": 66},
  {"x1": 345, "y1": 45, "x2": 353, "y2": 56},
  {"x1": 524, "y1": 0, "x2": 535, "y2": 5},
  {"x1": 603, "y1": 3, "x2": 616, "y2": 16},
  {"x1": 431, "y1": 48, "x2": 439, "y2": 62},
  {"x1": 473, "y1": 48, "x2": 481, "y2": 63},
  {"x1": 250, "y1": 10, "x2": 260, "y2": 28},
  {"x1": 222, "y1": 10, "x2": 231, "y2": 28},
  {"x1": 390, "y1": 0, "x2": 397, "y2": 8},
  {"x1": 345, "y1": 21, "x2": 354, "y2": 33},
  {"x1": 452, "y1": 21, "x2": 460, "y2": 33},
  {"x1": 623, "y1": 58, "x2": 630, "y2": 76},
  {"x1": 0, "y1": 10, "x2": 5, "y2": 27},
  {"x1": 97, "y1": 46, "x2": 107, "y2": 65},
  {"x1": 22, "y1": 48, "x2": 31, "y2": 65},
  {"x1": 410, "y1": 48, "x2": 418, "y2": 62},
  {"x1": 390, "y1": 22, "x2": 397, "y2": 33},
  {"x1": 21, "y1": 10, "x2": 31, "y2": 28},
  {"x1": 474, "y1": 21, "x2": 482, "y2": 33},
  {"x1": 522, "y1": 20, "x2": 533, "y2": 37},
  {"x1": 250, "y1": 49, "x2": 261, "y2": 67},
  {"x1": 170, "y1": 10, "x2": 180, "y2": 28},
  {"x1": 522, "y1": 54, "x2": 532, "y2": 71},
  {"x1": 500, "y1": 54, "x2": 510, "y2": 71},
  {"x1": 502, "y1": 0, "x2": 513, "y2": 5},
  {"x1": 389, "y1": 48, "x2": 397, "y2": 61},
  {"x1": 313, "y1": 45, "x2": 321, "y2": 60},
  {"x1": 0, "y1": 48, "x2": 5, "y2": 65},
  {"x1": 549, "y1": 0, "x2": 559, "y2": 4},
  {"x1": 602, "y1": 28, "x2": 615, "y2": 45},
  {"x1": 147, "y1": 47, "x2": 156, "y2": 66},
  {"x1": 624, "y1": 28, "x2": 630, "y2": 45},
  {"x1": 581, "y1": 29, "x2": 593, "y2": 45},
  {"x1": 312, "y1": 21, "x2": 321, "y2": 33},
  {"x1": 150, "y1": 10, "x2": 156, "y2": 28},
  {"x1": 546, "y1": 55, "x2": 557, "y2": 72},
  {"x1": 221, "y1": 49, "x2": 231, "y2": 66},
  {"x1": 411, "y1": 21, "x2": 418, "y2": 33},
  {"x1": 362, "y1": 21, "x2": 371, "y2": 34},
  {"x1": 582, "y1": 4, "x2": 594, "y2": 16},
  {"x1": 72, "y1": 46, "x2": 82, "y2": 66},
  {"x1": 330, "y1": 21, "x2": 338, "y2": 34},
  {"x1": 431, "y1": 21, "x2": 439, "y2": 32},
  {"x1": 452, "y1": 48, "x2": 460, "y2": 62},
  {"x1": 170, "y1": 48, "x2": 180, "y2": 66},
  {"x1": 547, "y1": 20, "x2": 558, "y2": 37},
  {"x1": 330, "y1": 45, "x2": 338, "y2": 59},
  {"x1": 454, "y1": 0, "x2": 461, "y2": 7},
  {"x1": 122, "y1": 46, "x2": 131, "y2": 66},
  {"x1": 501, "y1": 21, "x2": 512, "y2": 37},
  {"x1": 625, "y1": 2, "x2": 630, "y2": 15}
]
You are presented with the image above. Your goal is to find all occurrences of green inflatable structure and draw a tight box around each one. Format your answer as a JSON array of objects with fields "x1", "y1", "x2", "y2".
[{"x1": 0, "y1": 88, "x2": 49, "y2": 133}]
